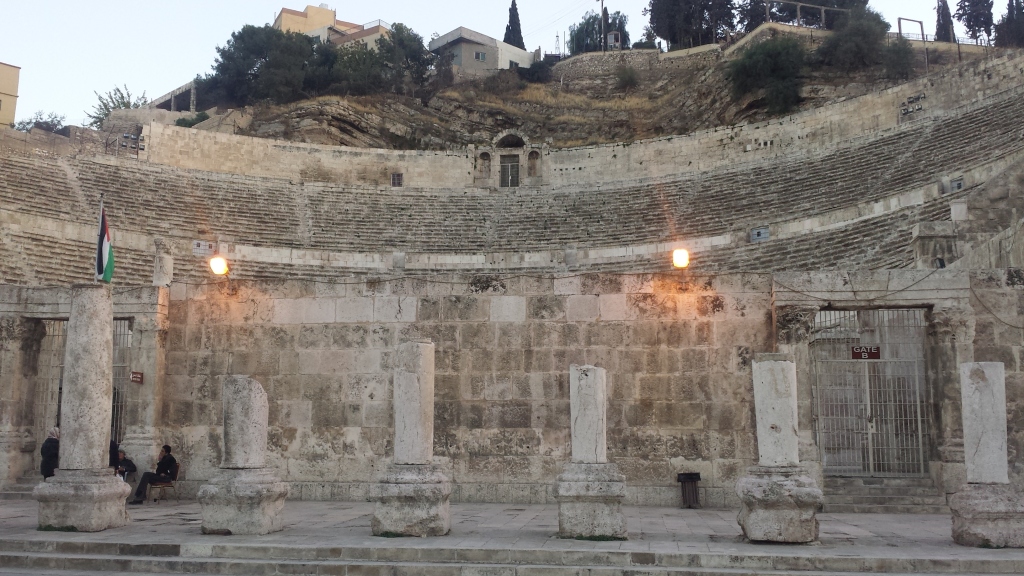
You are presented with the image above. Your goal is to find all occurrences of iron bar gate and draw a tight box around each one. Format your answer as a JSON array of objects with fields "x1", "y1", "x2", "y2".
[
  {"x1": 43, "y1": 319, "x2": 132, "y2": 445},
  {"x1": 810, "y1": 309, "x2": 928, "y2": 477}
]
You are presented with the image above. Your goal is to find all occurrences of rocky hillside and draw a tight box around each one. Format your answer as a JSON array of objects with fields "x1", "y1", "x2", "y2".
[{"x1": 232, "y1": 32, "x2": 982, "y2": 150}]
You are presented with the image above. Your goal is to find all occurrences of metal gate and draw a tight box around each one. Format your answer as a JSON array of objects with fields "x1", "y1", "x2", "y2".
[
  {"x1": 42, "y1": 319, "x2": 132, "y2": 444},
  {"x1": 810, "y1": 309, "x2": 928, "y2": 477}
]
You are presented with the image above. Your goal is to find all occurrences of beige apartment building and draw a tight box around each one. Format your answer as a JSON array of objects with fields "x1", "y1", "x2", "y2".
[
  {"x1": 273, "y1": 4, "x2": 388, "y2": 48},
  {"x1": 0, "y1": 62, "x2": 20, "y2": 126}
]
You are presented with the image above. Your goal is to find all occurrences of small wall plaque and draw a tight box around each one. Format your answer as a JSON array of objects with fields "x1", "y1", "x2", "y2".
[
  {"x1": 130, "y1": 371, "x2": 144, "y2": 384},
  {"x1": 851, "y1": 346, "x2": 880, "y2": 360}
]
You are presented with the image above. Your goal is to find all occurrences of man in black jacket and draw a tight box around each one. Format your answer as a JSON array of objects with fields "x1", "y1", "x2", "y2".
[
  {"x1": 115, "y1": 449, "x2": 137, "y2": 481},
  {"x1": 129, "y1": 445, "x2": 176, "y2": 504}
]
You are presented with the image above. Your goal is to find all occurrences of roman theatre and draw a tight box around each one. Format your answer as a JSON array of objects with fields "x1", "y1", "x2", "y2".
[{"x1": 2, "y1": 49, "x2": 1024, "y2": 521}]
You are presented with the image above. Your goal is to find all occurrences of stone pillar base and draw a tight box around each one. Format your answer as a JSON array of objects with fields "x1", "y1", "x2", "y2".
[
  {"x1": 371, "y1": 464, "x2": 451, "y2": 537},
  {"x1": 736, "y1": 466, "x2": 823, "y2": 543},
  {"x1": 554, "y1": 462, "x2": 627, "y2": 539},
  {"x1": 34, "y1": 469, "x2": 132, "y2": 532},
  {"x1": 950, "y1": 483, "x2": 1024, "y2": 548},
  {"x1": 197, "y1": 468, "x2": 288, "y2": 536}
]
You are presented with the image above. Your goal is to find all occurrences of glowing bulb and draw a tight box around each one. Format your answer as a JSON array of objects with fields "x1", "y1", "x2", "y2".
[
  {"x1": 209, "y1": 256, "x2": 229, "y2": 276},
  {"x1": 672, "y1": 249, "x2": 689, "y2": 269}
]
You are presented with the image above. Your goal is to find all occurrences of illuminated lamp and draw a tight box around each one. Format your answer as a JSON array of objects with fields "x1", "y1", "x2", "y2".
[
  {"x1": 672, "y1": 249, "x2": 690, "y2": 269},
  {"x1": 209, "y1": 256, "x2": 230, "y2": 276}
]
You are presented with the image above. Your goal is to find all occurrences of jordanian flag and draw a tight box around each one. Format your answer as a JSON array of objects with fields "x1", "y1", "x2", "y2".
[{"x1": 95, "y1": 203, "x2": 114, "y2": 283}]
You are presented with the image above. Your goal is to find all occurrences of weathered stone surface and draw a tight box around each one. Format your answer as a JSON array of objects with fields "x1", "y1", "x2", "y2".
[
  {"x1": 960, "y1": 362, "x2": 1009, "y2": 484},
  {"x1": 197, "y1": 468, "x2": 288, "y2": 535},
  {"x1": 222, "y1": 375, "x2": 269, "y2": 469},
  {"x1": 569, "y1": 365, "x2": 607, "y2": 464},
  {"x1": 751, "y1": 354, "x2": 798, "y2": 467},
  {"x1": 736, "y1": 466, "x2": 822, "y2": 543},
  {"x1": 950, "y1": 483, "x2": 1024, "y2": 548},
  {"x1": 60, "y1": 284, "x2": 114, "y2": 471},
  {"x1": 33, "y1": 469, "x2": 131, "y2": 532},
  {"x1": 393, "y1": 341, "x2": 434, "y2": 465},
  {"x1": 554, "y1": 462, "x2": 627, "y2": 539},
  {"x1": 371, "y1": 464, "x2": 451, "y2": 536}
]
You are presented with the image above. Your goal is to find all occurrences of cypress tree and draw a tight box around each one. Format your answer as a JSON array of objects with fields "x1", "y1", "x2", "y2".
[
  {"x1": 504, "y1": 0, "x2": 526, "y2": 50},
  {"x1": 936, "y1": 0, "x2": 955, "y2": 41},
  {"x1": 955, "y1": 0, "x2": 995, "y2": 40}
]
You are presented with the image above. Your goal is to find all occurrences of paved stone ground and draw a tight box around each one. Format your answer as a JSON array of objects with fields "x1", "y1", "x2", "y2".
[{"x1": 0, "y1": 499, "x2": 1018, "y2": 561}]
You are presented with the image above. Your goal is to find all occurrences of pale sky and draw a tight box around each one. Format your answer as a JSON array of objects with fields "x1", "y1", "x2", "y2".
[{"x1": 0, "y1": 1, "x2": 1002, "y2": 126}]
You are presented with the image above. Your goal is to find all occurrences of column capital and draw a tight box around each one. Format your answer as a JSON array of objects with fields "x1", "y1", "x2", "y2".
[
  {"x1": 930, "y1": 305, "x2": 975, "y2": 343},
  {"x1": 775, "y1": 306, "x2": 819, "y2": 345}
]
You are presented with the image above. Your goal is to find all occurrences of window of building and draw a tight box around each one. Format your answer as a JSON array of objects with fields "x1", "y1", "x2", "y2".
[
  {"x1": 500, "y1": 155, "x2": 520, "y2": 188},
  {"x1": 474, "y1": 51, "x2": 486, "y2": 62},
  {"x1": 391, "y1": 173, "x2": 403, "y2": 187},
  {"x1": 509, "y1": 61, "x2": 519, "y2": 69},
  {"x1": 950, "y1": 177, "x2": 964, "y2": 192}
]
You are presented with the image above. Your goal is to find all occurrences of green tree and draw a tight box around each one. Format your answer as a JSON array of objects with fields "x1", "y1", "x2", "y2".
[
  {"x1": 376, "y1": 24, "x2": 435, "y2": 96},
  {"x1": 644, "y1": 0, "x2": 735, "y2": 50},
  {"x1": 815, "y1": 7, "x2": 890, "y2": 72},
  {"x1": 197, "y1": 25, "x2": 314, "y2": 107},
  {"x1": 14, "y1": 111, "x2": 66, "y2": 133},
  {"x1": 883, "y1": 35, "x2": 915, "y2": 79},
  {"x1": 955, "y1": 0, "x2": 995, "y2": 39},
  {"x1": 995, "y1": 0, "x2": 1024, "y2": 46},
  {"x1": 504, "y1": 0, "x2": 526, "y2": 50},
  {"x1": 727, "y1": 36, "x2": 806, "y2": 113},
  {"x1": 936, "y1": 0, "x2": 956, "y2": 41},
  {"x1": 84, "y1": 85, "x2": 147, "y2": 129},
  {"x1": 330, "y1": 42, "x2": 386, "y2": 96},
  {"x1": 738, "y1": 0, "x2": 769, "y2": 32},
  {"x1": 568, "y1": 10, "x2": 630, "y2": 54},
  {"x1": 632, "y1": 25, "x2": 660, "y2": 49},
  {"x1": 776, "y1": 0, "x2": 867, "y2": 29}
]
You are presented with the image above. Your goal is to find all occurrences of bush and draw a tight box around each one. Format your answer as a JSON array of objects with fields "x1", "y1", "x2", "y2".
[
  {"x1": 815, "y1": 7, "x2": 890, "y2": 73},
  {"x1": 615, "y1": 65, "x2": 640, "y2": 90},
  {"x1": 481, "y1": 69, "x2": 525, "y2": 96},
  {"x1": 883, "y1": 36, "x2": 915, "y2": 80},
  {"x1": 174, "y1": 111, "x2": 211, "y2": 128},
  {"x1": 517, "y1": 60, "x2": 552, "y2": 83},
  {"x1": 727, "y1": 36, "x2": 806, "y2": 113}
]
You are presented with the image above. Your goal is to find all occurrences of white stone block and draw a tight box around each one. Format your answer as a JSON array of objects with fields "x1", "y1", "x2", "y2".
[
  {"x1": 489, "y1": 296, "x2": 526, "y2": 322},
  {"x1": 598, "y1": 294, "x2": 629, "y2": 321},
  {"x1": 569, "y1": 365, "x2": 607, "y2": 464},
  {"x1": 393, "y1": 341, "x2": 435, "y2": 465},
  {"x1": 566, "y1": 295, "x2": 600, "y2": 322},
  {"x1": 303, "y1": 299, "x2": 335, "y2": 324},
  {"x1": 752, "y1": 354, "x2": 800, "y2": 467},
  {"x1": 271, "y1": 299, "x2": 305, "y2": 324},
  {"x1": 335, "y1": 297, "x2": 374, "y2": 323},
  {"x1": 960, "y1": 362, "x2": 1008, "y2": 484},
  {"x1": 221, "y1": 376, "x2": 268, "y2": 469},
  {"x1": 554, "y1": 276, "x2": 582, "y2": 295},
  {"x1": 373, "y1": 297, "x2": 417, "y2": 323}
]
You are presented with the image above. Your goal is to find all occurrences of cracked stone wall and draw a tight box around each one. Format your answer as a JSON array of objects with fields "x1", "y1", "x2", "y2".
[{"x1": 162, "y1": 272, "x2": 773, "y2": 506}]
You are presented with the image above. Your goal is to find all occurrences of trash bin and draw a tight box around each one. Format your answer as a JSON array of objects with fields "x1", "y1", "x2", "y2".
[{"x1": 677, "y1": 472, "x2": 701, "y2": 509}]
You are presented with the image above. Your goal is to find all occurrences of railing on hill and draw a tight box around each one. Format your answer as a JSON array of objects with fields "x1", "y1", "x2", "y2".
[
  {"x1": 887, "y1": 31, "x2": 990, "y2": 46},
  {"x1": 362, "y1": 20, "x2": 390, "y2": 31}
]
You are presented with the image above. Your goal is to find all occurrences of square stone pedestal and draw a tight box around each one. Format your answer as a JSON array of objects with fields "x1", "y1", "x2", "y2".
[
  {"x1": 950, "y1": 483, "x2": 1024, "y2": 548},
  {"x1": 34, "y1": 469, "x2": 132, "y2": 532},
  {"x1": 554, "y1": 462, "x2": 627, "y2": 539},
  {"x1": 736, "y1": 466, "x2": 823, "y2": 543},
  {"x1": 371, "y1": 464, "x2": 451, "y2": 537},
  {"x1": 197, "y1": 468, "x2": 289, "y2": 535}
]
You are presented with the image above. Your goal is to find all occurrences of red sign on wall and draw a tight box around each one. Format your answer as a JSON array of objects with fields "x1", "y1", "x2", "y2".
[
  {"x1": 130, "y1": 372, "x2": 144, "y2": 384},
  {"x1": 851, "y1": 346, "x2": 881, "y2": 360}
]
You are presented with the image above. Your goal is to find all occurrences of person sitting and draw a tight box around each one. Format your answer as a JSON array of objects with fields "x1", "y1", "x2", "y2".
[
  {"x1": 40, "y1": 427, "x2": 60, "y2": 479},
  {"x1": 128, "y1": 445, "x2": 176, "y2": 504},
  {"x1": 115, "y1": 449, "x2": 137, "y2": 481}
]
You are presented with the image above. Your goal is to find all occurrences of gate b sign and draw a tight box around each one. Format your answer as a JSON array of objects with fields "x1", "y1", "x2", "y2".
[{"x1": 851, "y1": 346, "x2": 881, "y2": 360}]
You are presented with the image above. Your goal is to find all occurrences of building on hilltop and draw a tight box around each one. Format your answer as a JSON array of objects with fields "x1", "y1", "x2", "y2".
[
  {"x1": 0, "y1": 61, "x2": 20, "y2": 127},
  {"x1": 429, "y1": 27, "x2": 539, "y2": 78},
  {"x1": 273, "y1": 4, "x2": 390, "y2": 49}
]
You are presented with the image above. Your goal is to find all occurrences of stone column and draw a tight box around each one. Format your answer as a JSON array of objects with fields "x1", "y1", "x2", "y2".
[
  {"x1": 371, "y1": 340, "x2": 451, "y2": 537},
  {"x1": 152, "y1": 238, "x2": 174, "y2": 287},
  {"x1": 930, "y1": 306, "x2": 975, "y2": 500},
  {"x1": 33, "y1": 284, "x2": 131, "y2": 532},
  {"x1": 197, "y1": 375, "x2": 288, "y2": 535},
  {"x1": 949, "y1": 362, "x2": 1024, "y2": 548},
  {"x1": 736, "y1": 353, "x2": 822, "y2": 543},
  {"x1": 554, "y1": 365, "x2": 627, "y2": 539}
]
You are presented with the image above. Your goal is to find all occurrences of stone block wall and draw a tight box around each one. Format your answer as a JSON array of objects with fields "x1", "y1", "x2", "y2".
[
  {"x1": 968, "y1": 269, "x2": 1024, "y2": 489},
  {"x1": 162, "y1": 273, "x2": 773, "y2": 505}
]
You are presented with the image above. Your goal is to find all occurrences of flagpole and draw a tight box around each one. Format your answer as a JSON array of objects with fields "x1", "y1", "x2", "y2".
[{"x1": 95, "y1": 194, "x2": 104, "y2": 284}]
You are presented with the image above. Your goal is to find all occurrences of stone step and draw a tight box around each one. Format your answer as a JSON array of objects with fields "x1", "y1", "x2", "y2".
[
  {"x1": 826, "y1": 495, "x2": 948, "y2": 506},
  {"x1": 826, "y1": 486, "x2": 946, "y2": 497},
  {"x1": 0, "y1": 551, "x2": 1009, "y2": 576},
  {"x1": 1, "y1": 540, "x2": 1018, "y2": 575},
  {"x1": 824, "y1": 477, "x2": 937, "y2": 488},
  {"x1": 822, "y1": 503, "x2": 950, "y2": 514},
  {"x1": 0, "y1": 492, "x2": 35, "y2": 501}
]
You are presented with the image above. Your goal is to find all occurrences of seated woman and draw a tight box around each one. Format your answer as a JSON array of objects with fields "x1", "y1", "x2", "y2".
[{"x1": 40, "y1": 427, "x2": 59, "y2": 479}]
